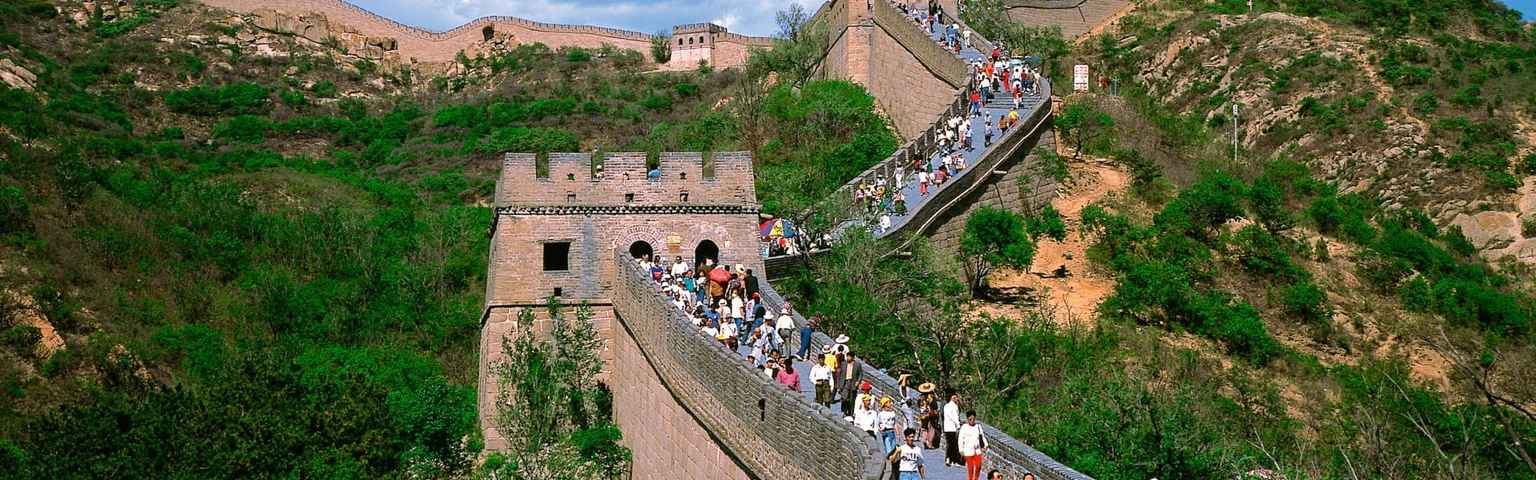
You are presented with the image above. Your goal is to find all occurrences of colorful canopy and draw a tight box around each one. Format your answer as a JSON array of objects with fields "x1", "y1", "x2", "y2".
[
  {"x1": 707, "y1": 266, "x2": 732, "y2": 284},
  {"x1": 760, "y1": 218, "x2": 797, "y2": 239}
]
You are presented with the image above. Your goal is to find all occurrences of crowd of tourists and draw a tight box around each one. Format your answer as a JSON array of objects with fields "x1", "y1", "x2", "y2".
[
  {"x1": 827, "y1": 1, "x2": 1047, "y2": 248},
  {"x1": 633, "y1": 253, "x2": 1039, "y2": 480}
]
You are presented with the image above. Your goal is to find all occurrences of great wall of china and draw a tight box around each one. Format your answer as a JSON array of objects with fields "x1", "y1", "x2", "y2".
[
  {"x1": 197, "y1": 0, "x2": 773, "y2": 71},
  {"x1": 189, "y1": 0, "x2": 1107, "y2": 478}
]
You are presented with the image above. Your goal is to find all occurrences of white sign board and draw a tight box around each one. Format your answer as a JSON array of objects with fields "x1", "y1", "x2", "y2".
[{"x1": 1073, "y1": 64, "x2": 1089, "y2": 93}]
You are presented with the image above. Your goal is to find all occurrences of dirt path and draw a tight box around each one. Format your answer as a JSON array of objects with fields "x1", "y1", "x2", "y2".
[{"x1": 974, "y1": 160, "x2": 1129, "y2": 327}]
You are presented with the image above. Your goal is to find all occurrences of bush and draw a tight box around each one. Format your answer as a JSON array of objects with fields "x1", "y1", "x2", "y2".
[
  {"x1": 279, "y1": 89, "x2": 306, "y2": 107},
  {"x1": 1, "y1": 325, "x2": 40, "y2": 357},
  {"x1": 471, "y1": 127, "x2": 579, "y2": 154},
  {"x1": 0, "y1": 185, "x2": 28, "y2": 233},
  {"x1": 1233, "y1": 225, "x2": 1304, "y2": 281},
  {"x1": 1280, "y1": 281, "x2": 1330, "y2": 324},
  {"x1": 562, "y1": 47, "x2": 591, "y2": 63},
  {"x1": 1523, "y1": 153, "x2": 1536, "y2": 175},
  {"x1": 213, "y1": 115, "x2": 271, "y2": 143},
  {"x1": 311, "y1": 80, "x2": 337, "y2": 98},
  {"x1": 164, "y1": 83, "x2": 271, "y2": 116},
  {"x1": 639, "y1": 94, "x2": 673, "y2": 110}
]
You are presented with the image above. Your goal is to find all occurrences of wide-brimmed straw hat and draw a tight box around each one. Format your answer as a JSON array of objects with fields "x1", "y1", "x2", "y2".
[
  {"x1": 897, "y1": 374, "x2": 912, "y2": 385},
  {"x1": 834, "y1": 334, "x2": 850, "y2": 344},
  {"x1": 917, "y1": 382, "x2": 937, "y2": 393}
]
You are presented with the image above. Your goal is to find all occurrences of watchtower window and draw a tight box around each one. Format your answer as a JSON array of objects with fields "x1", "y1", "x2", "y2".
[
  {"x1": 543, "y1": 242, "x2": 571, "y2": 272},
  {"x1": 624, "y1": 193, "x2": 635, "y2": 203},
  {"x1": 567, "y1": 173, "x2": 575, "y2": 181},
  {"x1": 680, "y1": 191, "x2": 689, "y2": 202},
  {"x1": 679, "y1": 172, "x2": 687, "y2": 180},
  {"x1": 566, "y1": 192, "x2": 576, "y2": 203},
  {"x1": 678, "y1": 37, "x2": 683, "y2": 45},
  {"x1": 482, "y1": 25, "x2": 495, "y2": 41},
  {"x1": 553, "y1": 287, "x2": 563, "y2": 297}
]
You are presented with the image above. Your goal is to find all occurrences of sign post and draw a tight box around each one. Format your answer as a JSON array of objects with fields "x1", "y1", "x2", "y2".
[{"x1": 1073, "y1": 64, "x2": 1089, "y2": 93}]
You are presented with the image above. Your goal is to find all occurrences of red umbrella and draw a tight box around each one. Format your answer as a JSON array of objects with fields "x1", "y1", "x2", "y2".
[{"x1": 707, "y1": 266, "x2": 732, "y2": 284}]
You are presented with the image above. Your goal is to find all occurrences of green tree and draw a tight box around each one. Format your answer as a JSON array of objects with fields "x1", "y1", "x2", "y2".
[
  {"x1": 650, "y1": 31, "x2": 672, "y2": 63},
  {"x1": 1056, "y1": 101, "x2": 1115, "y2": 161},
  {"x1": 492, "y1": 300, "x2": 630, "y2": 477},
  {"x1": 961, "y1": 206, "x2": 1037, "y2": 296}
]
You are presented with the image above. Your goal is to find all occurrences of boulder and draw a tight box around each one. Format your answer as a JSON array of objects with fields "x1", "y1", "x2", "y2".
[{"x1": 1451, "y1": 211, "x2": 1521, "y2": 250}]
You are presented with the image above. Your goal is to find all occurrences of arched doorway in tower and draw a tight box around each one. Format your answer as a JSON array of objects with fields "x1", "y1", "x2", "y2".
[
  {"x1": 482, "y1": 25, "x2": 495, "y2": 41},
  {"x1": 694, "y1": 240, "x2": 719, "y2": 270},
  {"x1": 628, "y1": 241, "x2": 654, "y2": 261}
]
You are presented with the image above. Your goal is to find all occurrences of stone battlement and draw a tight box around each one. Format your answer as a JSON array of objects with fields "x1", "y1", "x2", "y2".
[{"x1": 496, "y1": 152, "x2": 757, "y2": 209}]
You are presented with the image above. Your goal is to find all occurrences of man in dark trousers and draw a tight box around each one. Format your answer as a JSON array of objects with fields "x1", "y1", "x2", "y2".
[
  {"x1": 744, "y1": 268, "x2": 760, "y2": 300},
  {"x1": 839, "y1": 348, "x2": 864, "y2": 417}
]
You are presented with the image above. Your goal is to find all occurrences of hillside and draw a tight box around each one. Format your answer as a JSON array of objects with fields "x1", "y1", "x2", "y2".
[{"x1": 0, "y1": 0, "x2": 894, "y2": 476}]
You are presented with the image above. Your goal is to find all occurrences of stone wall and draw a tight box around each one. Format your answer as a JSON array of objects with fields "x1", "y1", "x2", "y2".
[
  {"x1": 609, "y1": 305, "x2": 753, "y2": 480},
  {"x1": 755, "y1": 278, "x2": 1094, "y2": 480},
  {"x1": 1005, "y1": 0, "x2": 1134, "y2": 39},
  {"x1": 611, "y1": 253, "x2": 887, "y2": 480}
]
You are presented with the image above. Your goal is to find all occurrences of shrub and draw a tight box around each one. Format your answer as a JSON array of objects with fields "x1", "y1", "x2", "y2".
[
  {"x1": 164, "y1": 82, "x2": 271, "y2": 116},
  {"x1": 1524, "y1": 218, "x2": 1536, "y2": 239},
  {"x1": 1281, "y1": 281, "x2": 1330, "y2": 324},
  {"x1": 639, "y1": 94, "x2": 673, "y2": 110},
  {"x1": 432, "y1": 105, "x2": 481, "y2": 129},
  {"x1": 1233, "y1": 225, "x2": 1304, "y2": 281},
  {"x1": 0, "y1": 185, "x2": 28, "y2": 233},
  {"x1": 1523, "y1": 153, "x2": 1536, "y2": 175},
  {"x1": 674, "y1": 82, "x2": 699, "y2": 97},
  {"x1": 213, "y1": 115, "x2": 271, "y2": 143},
  {"x1": 1413, "y1": 92, "x2": 1438, "y2": 115},
  {"x1": 562, "y1": 47, "x2": 591, "y2": 63},
  {"x1": 312, "y1": 80, "x2": 338, "y2": 98},
  {"x1": 1485, "y1": 170, "x2": 1519, "y2": 191},
  {"x1": 279, "y1": 89, "x2": 306, "y2": 107},
  {"x1": 1, "y1": 325, "x2": 40, "y2": 357}
]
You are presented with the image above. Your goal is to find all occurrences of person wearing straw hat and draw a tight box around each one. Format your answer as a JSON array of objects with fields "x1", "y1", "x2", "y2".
[
  {"x1": 878, "y1": 396, "x2": 901, "y2": 454},
  {"x1": 916, "y1": 383, "x2": 940, "y2": 448},
  {"x1": 811, "y1": 350, "x2": 834, "y2": 407}
]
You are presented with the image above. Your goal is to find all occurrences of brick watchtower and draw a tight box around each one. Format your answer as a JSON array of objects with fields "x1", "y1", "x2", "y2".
[
  {"x1": 669, "y1": 22, "x2": 727, "y2": 67},
  {"x1": 476, "y1": 151, "x2": 766, "y2": 451}
]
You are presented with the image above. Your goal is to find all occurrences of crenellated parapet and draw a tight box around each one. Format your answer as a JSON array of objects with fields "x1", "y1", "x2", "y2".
[{"x1": 496, "y1": 151, "x2": 757, "y2": 209}]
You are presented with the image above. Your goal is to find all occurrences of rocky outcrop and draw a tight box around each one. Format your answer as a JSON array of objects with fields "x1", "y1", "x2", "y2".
[
  {"x1": 1452, "y1": 211, "x2": 1521, "y2": 251},
  {"x1": 0, "y1": 58, "x2": 37, "y2": 92}
]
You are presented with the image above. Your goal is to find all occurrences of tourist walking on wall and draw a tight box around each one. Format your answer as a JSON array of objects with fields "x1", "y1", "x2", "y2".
[
  {"x1": 777, "y1": 358, "x2": 800, "y2": 391},
  {"x1": 889, "y1": 428, "x2": 926, "y2": 480},
  {"x1": 943, "y1": 392, "x2": 963, "y2": 466},
  {"x1": 811, "y1": 351, "x2": 834, "y2": 407},
  {"x1": 776, "y1": 303, "x2": 796, "y2": 355},
  {"x1": 878, "y1": 397, "x2": 901, "y2": 454},
  {"x1": 796, "y1": 314, "x2": 819, "y2": 359},
  {"x1": 960, "y1": 411, "x2": 988, "y2": 480}
]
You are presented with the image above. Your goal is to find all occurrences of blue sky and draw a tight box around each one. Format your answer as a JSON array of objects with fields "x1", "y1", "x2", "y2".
[
  {"x1": 349, "y1": 0, "x2": 1533, "y2": 36},
  {"x1": 1506, "y1": 0, "x2": 1536, "y2": 20},
  {"x1": 349, "y1": 0, "x2": 818, "y2": 36}
]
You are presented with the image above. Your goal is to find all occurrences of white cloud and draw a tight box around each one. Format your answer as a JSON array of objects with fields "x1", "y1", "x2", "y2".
[{"x1": 348, "y1": 0, "x2": 818, "y2": 36}]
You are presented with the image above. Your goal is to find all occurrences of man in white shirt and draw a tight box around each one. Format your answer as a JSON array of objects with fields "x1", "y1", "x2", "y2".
[
  {"x1": 774, "y1": 306, "x2": 795, "y2": 355},
  {"x1": 942, "y1": 392, "x2": 963, "y2": 467},
  {"x1": 958, "y1": 411, "x2": 988, "y2": 479},
  {"x1": 854, "y1": 395, "x2": 878, "y2": 436},
  {"x1": 810, "y1": 354, "x2": 834, "y2": 407},
  {"x1": 888, "y1": 428, "x2": 926, "y2": 480}
]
